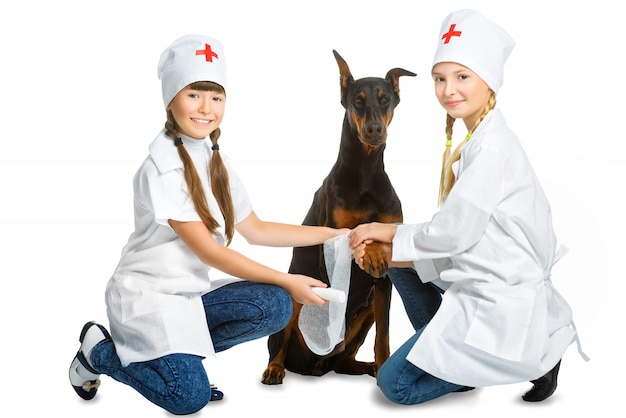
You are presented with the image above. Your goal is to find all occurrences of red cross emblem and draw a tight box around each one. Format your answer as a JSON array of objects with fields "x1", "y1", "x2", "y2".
[
  {"x1": 195, "y1": 43, "x2": 219, "y2": 62},
  {"x1": 441, "y1": 24, "x2": 462, "y2": 44}
]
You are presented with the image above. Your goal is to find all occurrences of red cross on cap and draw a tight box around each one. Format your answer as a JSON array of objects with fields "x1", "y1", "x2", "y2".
[
  {"x1": 441, "y1": 24, "x2": 462, "y2": 44},
  {"x1": 195, "y1": 43, "x2": 219, "y2": 62}
]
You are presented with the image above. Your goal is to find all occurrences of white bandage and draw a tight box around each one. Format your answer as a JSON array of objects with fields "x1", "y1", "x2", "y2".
[
  {"x1": 311, "y1": 287, "x2": 346, "y2": 303},
  {"x1": 298, "y1": 234, "x2": 352, "y2": 355}
]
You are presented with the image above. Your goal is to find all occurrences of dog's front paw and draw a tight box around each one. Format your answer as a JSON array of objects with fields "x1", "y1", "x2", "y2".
[
  {"x1": 362, "y1": 242, "x2": 388, "y2": 278},
  {"x1": 261, "y1": 365, "x2": 286, "y2": 385}
]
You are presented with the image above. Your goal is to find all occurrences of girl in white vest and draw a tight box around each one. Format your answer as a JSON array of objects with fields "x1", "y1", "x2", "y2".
[
  {"x1": 68, "y1": 34, "x2": 348, "y2": 415},
  {"x1": 349, "y1": 9, "x2": 588, "y2": 404}
]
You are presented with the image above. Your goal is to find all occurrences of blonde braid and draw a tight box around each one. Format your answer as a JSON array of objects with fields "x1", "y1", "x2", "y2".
[
  {"x1": 438, "y1": 113, "x2": 456, "y2": 206},
  {"x1": 438, "y1": 92, "x2": 497, "y2": 206}
]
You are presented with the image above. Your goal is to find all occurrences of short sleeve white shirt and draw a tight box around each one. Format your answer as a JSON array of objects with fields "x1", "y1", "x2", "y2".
[{"x1": 105, "y1": 130, "x2": 252, "y2": 366}]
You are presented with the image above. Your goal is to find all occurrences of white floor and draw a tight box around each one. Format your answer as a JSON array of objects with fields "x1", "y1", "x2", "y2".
[
  {"x1": 1, "y1": 0, "x2": 622, "y2": 416},
  {"x1": 29, "y1": 308, "x2": 607, "y2": 418}
]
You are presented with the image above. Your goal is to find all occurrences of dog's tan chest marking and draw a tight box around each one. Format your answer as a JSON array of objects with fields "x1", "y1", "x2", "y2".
[
  {"x1": 332, "y1": 207, "x2": 369, "y2": 229},
  {"x1": 332, "y1": 207, "x2": 402, "y2": 229}
]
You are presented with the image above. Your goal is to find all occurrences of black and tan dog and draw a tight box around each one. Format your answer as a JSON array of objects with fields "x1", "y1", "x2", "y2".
[{"x1": 261, "y1": 51, "x2": 415, "y2": 385}]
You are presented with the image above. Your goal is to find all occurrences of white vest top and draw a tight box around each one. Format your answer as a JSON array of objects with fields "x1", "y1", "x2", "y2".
[{"x1": 105, "y1": 131, "x2": 252, "y2": 366}]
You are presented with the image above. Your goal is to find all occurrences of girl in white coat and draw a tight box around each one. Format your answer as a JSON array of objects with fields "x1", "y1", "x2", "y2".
[
  {"x1": 68, "y1": 34, "x2": 348, "y2": 415},
  {"x1": 348, "y1": 9, "x2": 588, "y2": 404}
]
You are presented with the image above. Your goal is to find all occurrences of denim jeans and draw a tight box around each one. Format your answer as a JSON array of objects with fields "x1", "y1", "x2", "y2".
[
  {"x1": 376, "y1": 267, "x2": 464, "y2": 404},
  {"x1": 90, "y1": 281, "x2": 292, "y2": 415}
]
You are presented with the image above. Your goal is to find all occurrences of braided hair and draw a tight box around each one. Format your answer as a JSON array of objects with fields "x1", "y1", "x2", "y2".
[
  {"x1": 438, "y1": 91, "x2": 497, "y2": 206},
  {"x1": 164, "y1": 81, "x2": 235, "y2": 246}
]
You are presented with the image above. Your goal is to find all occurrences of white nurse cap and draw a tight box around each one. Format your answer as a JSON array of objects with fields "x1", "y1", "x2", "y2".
[
  {"x1": 157, "y1": 34, "x2": 227, "y2": 107},
  {"x1": 432, "y1": 9, "x2": 515, "y2": 93}
]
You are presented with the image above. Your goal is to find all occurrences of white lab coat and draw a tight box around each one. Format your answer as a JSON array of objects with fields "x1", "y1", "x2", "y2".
[
  {"x1": 392, "y1": 109, "x2": 581, "y2": 386},
  {"x1": 105, "y1": 131, "x2": 252, "y2": 367}
]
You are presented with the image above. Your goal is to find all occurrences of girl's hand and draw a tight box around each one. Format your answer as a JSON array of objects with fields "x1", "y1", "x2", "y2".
[
  {"x1": 352, "y1": 241, "x2": 394, "y2": 271},
  {"x1": 335, "y1": 228, "x2": 351, "y2": 237},
  {"x1": 353, "y1": 242, "x2": 368, "y2": 270},
  {"x1": 348, "y1": 222, "x2": 398, "y2": 248},
  {"x1": 284, "y1": 274, "x2": 329, "y2": 305}
]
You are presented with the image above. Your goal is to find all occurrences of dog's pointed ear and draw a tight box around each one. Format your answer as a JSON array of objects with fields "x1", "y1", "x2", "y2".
[
  {"x1": 333, "y1": 50, "x2": 354, "y2": 108},
  {"x1": 386, "y1": 68, "x2": 417, "y2": 98}
]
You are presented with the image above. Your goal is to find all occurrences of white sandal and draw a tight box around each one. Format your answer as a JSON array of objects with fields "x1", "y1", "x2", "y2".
[{"x1": 68, "y1": 321, "x2": 111, "y2": 400}]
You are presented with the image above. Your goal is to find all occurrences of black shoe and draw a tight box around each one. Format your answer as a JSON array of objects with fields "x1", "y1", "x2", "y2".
[
  {"x1": 210, "y1": 385, "x2": 224, "y2": 401},
  {"x1": 522, "y1": 360, "x2": 561, "y2": 402}
]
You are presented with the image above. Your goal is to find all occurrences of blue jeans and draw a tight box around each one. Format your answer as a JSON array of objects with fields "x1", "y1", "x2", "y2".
[
  {"x1": 377, "y1": 267, "x2": 464, "y2": 404},
  {"x1": 90, "y1": 281, "x2": 292, "y2": 415}
]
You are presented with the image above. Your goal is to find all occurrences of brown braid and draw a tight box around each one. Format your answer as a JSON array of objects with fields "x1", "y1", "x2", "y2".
[
  {"x1": 438, "y1": 92, "x2": 497, "y2": 206},
  {"x1": 164, "y1": 81, "x2": 235, "y2": 246},
  {"x1": 208, "y1": 127, "x2": 235, "y2": 246}
]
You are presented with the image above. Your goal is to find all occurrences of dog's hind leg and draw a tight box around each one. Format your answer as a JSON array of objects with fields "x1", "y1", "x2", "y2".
[
  {"x1": 262, "y1": 242, "x2": 331, "y2": 384},
  {"x1": 262, "y1": 301, "x2": 302, "y2": 385},
  {"x1": 330, "y1": 277, "x2": 392, "y2": 377},
  {"x1": 331, "y1": 304, "x2": 378, "y2": 376}
]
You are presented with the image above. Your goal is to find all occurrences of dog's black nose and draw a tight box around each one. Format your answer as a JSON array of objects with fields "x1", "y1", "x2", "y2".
[{"x1": 366, "y1": 122, "x2": 384, "y2": 136}]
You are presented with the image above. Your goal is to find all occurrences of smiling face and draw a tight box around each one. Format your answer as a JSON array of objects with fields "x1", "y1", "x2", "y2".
[
  {"x1": 168, "y1": 83, "x2": 226, "y2": 139},
  {"x1": 432, "y1": 62, "x2": 492, "y2": 130}
]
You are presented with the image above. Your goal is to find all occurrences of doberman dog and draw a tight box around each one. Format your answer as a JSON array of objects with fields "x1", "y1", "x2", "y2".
[{"x1": 261, "y1": 50, "x2": 415, "y2": 385}]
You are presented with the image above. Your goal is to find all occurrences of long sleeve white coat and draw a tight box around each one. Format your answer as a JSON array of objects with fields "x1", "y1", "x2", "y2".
[{"x1": 392, "y1": 109, "x2": 583, "y2": 386}]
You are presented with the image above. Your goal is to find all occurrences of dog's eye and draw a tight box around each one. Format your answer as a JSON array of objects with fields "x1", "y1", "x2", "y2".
[
  {"x1": 352, "y1": 98, "x2": 364, "y2": 108},
  {"x1": 380, "y1": 96, "x2": 390, "y2": 106}
]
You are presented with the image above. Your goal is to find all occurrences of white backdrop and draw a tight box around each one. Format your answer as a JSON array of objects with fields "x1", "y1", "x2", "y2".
[{"x1": 1, "y1": 0, "x2": 622, "y2": 416}]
